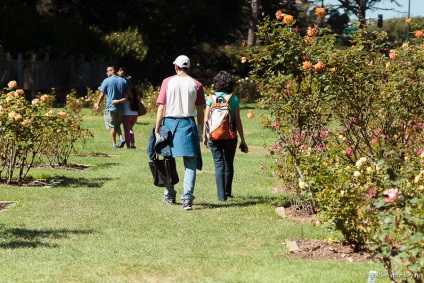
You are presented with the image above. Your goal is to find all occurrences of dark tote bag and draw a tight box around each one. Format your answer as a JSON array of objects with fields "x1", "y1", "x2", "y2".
[
  {"x1": 149, "y1": 155, "x2": 179, "y2": 187},
  {"x1": 138, "y1": 101, "x2": 147, "y2": 116}
]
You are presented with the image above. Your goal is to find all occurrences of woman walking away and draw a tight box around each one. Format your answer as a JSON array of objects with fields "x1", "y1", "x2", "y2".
[
  {"x1": 118, "y1": 67, "x2": 139, "y2": 149},
  {"x1": 203, "y1": 71, "x2": 248, "y2": 201}
]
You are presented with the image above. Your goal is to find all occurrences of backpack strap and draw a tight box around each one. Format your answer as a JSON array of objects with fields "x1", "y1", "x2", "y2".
[
  {"x1": 210, "y1": 93, "x2": 233, "y2": 104},
  {"x1": 225, "y1": 93, "x2": 233, "y2": 103}
]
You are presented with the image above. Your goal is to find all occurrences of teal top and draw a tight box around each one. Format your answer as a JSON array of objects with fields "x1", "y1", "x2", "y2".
[{"x1": 206, "y1": 92, "x2": 240, "y2": 117}]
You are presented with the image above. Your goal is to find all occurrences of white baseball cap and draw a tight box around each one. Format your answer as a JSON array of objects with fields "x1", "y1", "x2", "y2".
[{"x1": 173, "y1": 55, "x2": 190, "y2": 68}]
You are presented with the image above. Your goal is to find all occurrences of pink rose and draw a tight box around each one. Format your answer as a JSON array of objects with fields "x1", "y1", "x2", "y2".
[
  {"x1": 383, "y1": 188, "x2": 401, "y2": 203},
  {"x1": 346, "y1": 148, "x2": 354, "y2": 157},
  {"x1": 8, "y1": 81, "x2": 17, "y2": 89}
]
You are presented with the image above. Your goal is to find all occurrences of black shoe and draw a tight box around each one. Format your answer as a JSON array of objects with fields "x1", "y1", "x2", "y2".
[
  {"x1": 181, "y1": 200, "x2": 193, "y2": 210},
  {"x1": 162, "y1": 197, "x2": 176, "y2": 205}
]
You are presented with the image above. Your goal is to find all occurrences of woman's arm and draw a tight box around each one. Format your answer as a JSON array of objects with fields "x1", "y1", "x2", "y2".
[
  {"x1": 203, "y1": 105, "x2": 211, "y2": 147},
  {"x1": 234, "y1": 107, "x2": 248, "y2": 152}
]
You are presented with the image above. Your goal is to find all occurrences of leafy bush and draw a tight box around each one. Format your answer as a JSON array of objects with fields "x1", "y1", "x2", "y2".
[
  {"x1": 247, "y1": 9, "x2": 424, "y2": 280},
  {"x1": 103, "y1": 27, "x2": 147, "y2": 61}
]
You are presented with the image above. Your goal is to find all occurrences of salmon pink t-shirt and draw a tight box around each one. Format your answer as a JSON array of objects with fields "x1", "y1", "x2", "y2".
[{"x1": 157, "y1": 75, "x2": 205, "y2": 117}]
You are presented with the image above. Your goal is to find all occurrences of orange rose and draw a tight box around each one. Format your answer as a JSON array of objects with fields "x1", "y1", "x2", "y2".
[
  {"x1": 302, "y1": 61, "x2": 312, "y2": 71},
  {"x1": 7, "y1": 81, "x2": 17, "y2": 89},
  {"x1": 415, "y1": 30, "x2": 424, "y2": 38},
  {"x1": 405, "y1": 18, "x2": 412, "y2": 24},
  {"x1": 389, "y1": 49, "x2": 397, "y2": 59},
  {"x1": 314, "y1": 61, "x2": 325, "y2": 71},
  {"x1": 331, "y1": 67, "x2": 337, "y2": 73},
  {"x1": 41, "y1": 94, "x2": 49, "y2": 101},
  {"x1": 315, "y1": 8, "x2": 325, "y2": 18},
  {"x1": 14, "y1": 114, "x2": 22, "y2": 121},
  {"x1": 307, "y1": 27, "x2": 317, "y2": 37},
  {"x1": 21, "y1": 119, "x2": 31, "y2": 127},
  {"x1": 275, "y1": 10, "x2": 284, "y2": 21},
  {"x1": 58, "y1": 111, "x2": 67, "y2": 117},
  {"x1": 247, "y1": 110, "x2": 254, "y2": 119},
  {"x1": 241, "y1": 57, "x2": 247, "y2": 64},
  {"x1": 283, "y1": 14, "x2": 294, "y2": 25}
]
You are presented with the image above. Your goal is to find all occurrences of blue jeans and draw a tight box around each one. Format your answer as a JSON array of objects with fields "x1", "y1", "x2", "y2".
[
  {"x1": 164, "y1": 156, "x2": 197, "y2": 201},
  {"x1": 207, "y1": 138, "x2": 238, "y2": 201}
]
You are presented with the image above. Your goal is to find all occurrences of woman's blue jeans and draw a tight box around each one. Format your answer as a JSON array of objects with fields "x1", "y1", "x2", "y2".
[
  {"x1": 207, "y1": 138, "x2": 237, "y2": 201},
  {"x1": 164, "y1": 156, "x2": 197, "y2": 201}
]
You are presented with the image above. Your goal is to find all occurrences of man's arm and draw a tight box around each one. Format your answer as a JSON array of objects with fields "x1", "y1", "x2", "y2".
[
  {"x1": 196, "y1": 104, "x2": 205, "y2": 134},
  {"x1": 155, "y1": 104, "x2": 166, "y2": 137},
  {"x1": 95, "y1": 92, "x2": 105, "y2": 111}
]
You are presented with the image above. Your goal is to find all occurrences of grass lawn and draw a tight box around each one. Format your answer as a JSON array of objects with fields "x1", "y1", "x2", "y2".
[{"x1": 0, "y1": 106, "x2": 388, "y2": 282}]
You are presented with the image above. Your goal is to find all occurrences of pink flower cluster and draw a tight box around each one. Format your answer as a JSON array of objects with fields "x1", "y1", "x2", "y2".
[{"x1": 383, "y1": 188, "x2": 401, "y2": 203}]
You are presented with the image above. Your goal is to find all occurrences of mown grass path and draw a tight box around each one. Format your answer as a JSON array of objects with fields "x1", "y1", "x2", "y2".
[{"x1": 0, "y1": 108, "x2": 387, "y2": 282}]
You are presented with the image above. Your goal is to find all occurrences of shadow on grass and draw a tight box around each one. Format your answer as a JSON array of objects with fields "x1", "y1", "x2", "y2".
[
  {"x1": 54, "y1": 176, "x2": 113, "y2": 188},
  {"x1": 0, "y1": 225, "x2": 95, "y2": 249},
  {"x1": 3, "y1": 177, "x2": 113, "y2": 189},
  {"x1": 195, "y1": 195, "x2": 279, "y2": 210}
]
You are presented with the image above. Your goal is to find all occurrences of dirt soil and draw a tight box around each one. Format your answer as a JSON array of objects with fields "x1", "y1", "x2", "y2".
[
  {"x1": 0, "y1": 202, "x2": 15, "y2": 212},
  {"x1": 281, "y1": 206, "x2": 375, "y2": 262},
  {"x1": 282, "y1": 238, "x2": 374, "y2": 262}
]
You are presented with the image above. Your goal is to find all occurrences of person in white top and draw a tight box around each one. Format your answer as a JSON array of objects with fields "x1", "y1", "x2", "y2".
[
  {"x1": 155, "y1": 55, "x2": 206, "y2": 210},
  {"x1": 118, "y1": 67, "x2": 138, "y2": 149}
]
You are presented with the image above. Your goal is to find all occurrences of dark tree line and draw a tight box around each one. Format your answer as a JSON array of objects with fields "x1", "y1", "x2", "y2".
[{"x1": 0, "y1": 0, "x2": 398, "y2": 85}]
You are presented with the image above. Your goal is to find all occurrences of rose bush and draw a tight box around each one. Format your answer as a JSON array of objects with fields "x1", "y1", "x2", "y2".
[
  {"x1": 247, "y1": 11, "x2": 424, "y2": 280},
  {"x1": 0, "y1": 83, "x2": 93, "y2": 182}
]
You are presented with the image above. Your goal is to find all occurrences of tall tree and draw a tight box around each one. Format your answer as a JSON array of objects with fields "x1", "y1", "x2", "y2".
[
  {"x1": 314, "y1": 0, "x2": 401, "y2": 24},
  {"x1": 247, "y1": 0, "x2": 260, "y2": 46}
]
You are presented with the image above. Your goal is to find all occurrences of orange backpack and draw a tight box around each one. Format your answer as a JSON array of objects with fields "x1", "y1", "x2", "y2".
[{"x1": 206, "y1": 93, "x2": 237, "y2": 141}]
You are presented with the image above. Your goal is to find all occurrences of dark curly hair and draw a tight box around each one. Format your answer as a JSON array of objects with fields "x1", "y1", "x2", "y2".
[{"x1": 213, "y1": 71, "x2": 235, "y2": 93}]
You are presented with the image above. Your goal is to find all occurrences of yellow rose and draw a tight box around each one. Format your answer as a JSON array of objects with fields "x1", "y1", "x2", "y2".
[
  {"x1": 8, "y1": 111, "x2": 17, "y2": 118},
  {"x1": 241, "y1": 57, "x2": 247, "y2": 64},
  {"x1": 353, "y1": 171, "x2": 361, "y2": 177},
  {"x1": 299, "y1": 181, "x2": 306, "y2": 189}
]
